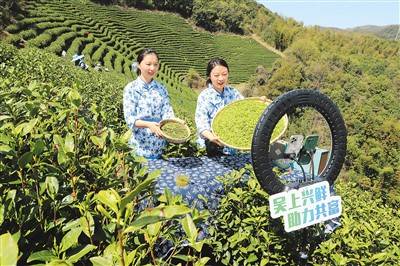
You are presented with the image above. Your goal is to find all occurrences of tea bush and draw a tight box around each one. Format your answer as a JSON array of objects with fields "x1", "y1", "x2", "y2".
[
  {"x1": 310, "y1": 181, "x2": 400, "y2": 265},
  {"x1": 208, "y1": 168, "x2": 400, "y2": 265}
]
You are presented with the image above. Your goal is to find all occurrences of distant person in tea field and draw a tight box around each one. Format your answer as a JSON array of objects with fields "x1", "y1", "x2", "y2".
[
  {"x1": 123, "y1": 48, "x2": 176, "y2": 159},
  {"x1": 195, "y1": 58, "x2": 244, "y2": 156}
]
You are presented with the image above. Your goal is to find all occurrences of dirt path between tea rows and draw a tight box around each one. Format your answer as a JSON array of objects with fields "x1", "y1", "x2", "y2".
[{"x1": 251, "y1": 34, "x2": 285, "y2": 58}]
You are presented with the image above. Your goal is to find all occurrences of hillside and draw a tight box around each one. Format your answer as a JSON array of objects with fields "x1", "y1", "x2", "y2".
[{"x1": 348, "y1": 24, "x2": 400, "y2": 40}]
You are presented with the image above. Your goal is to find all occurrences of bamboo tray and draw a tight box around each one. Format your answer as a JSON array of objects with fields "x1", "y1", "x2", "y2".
[{"x1": 160, "y1": 118, "x2": 191, "y2": 144}]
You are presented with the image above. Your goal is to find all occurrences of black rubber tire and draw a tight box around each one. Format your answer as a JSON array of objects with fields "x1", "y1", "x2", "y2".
[{"x1": 251, "y1": 89, "x2": 347, "y2": 195}]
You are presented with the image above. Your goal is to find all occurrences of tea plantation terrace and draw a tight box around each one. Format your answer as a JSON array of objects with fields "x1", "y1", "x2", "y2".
[{"x1": 6, "y1": 0, "x2": 279, "y2": 84}]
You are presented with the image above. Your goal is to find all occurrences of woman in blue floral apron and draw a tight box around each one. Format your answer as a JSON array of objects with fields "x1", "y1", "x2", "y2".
[
  {"x1": 123, "y1": 48, "x2": 176, "y2": 159},
  {"x1": 195, "y1": 58, "x2": 244, "y2": 156}
]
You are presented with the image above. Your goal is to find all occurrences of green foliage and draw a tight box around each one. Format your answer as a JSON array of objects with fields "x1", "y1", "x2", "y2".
[
  {"x1": 209, "y1": 169, "x2": 400, "y2": 265},
  {"x1": 153, "y1": 0, "x2": 194, "y2": 18},
  {"x1": 311, "y1": 181, "x2": 400, "y2": 265},
  {"x1": 1, "y1": 0, "x2": 26, "y2": 30},
  {"x1": 0, "y1": 232, "x2": 19, "y2": 265},
  {"x1": 2, "y1": 0, "x2": 400, "y2": 264},
  {"x1": 192, "y1": 0, "x2": 248, "y2": 34},
  {"x1": 208, "y1": 169, "x2": 292, "y2": 265},
  {"x1": 185, "y1": 68, "x2": 205, "y2": 90}
]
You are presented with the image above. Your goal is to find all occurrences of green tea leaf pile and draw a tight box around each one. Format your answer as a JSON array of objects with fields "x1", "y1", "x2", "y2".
[
  {"x1": 212, "y1": 99, "x2": 286, "y2": 149},
  {"x1": 161, "y1": 121, "x2": 189, "y2": 140}
]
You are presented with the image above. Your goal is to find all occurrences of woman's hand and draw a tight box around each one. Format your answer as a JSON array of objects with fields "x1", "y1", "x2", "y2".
[
  {"x1": 147, "y1": 122, "x2": 163, "y2": 137},
  {"x1": 259, "y1": 96, "x2": 267, "y2": 102},
  {"x1": 135, "y1": 120, "x2": 163, "y2": 137},
  {"x1": 209, "y1": 134, "x2": 223, "y2": 146},
  {"x1": 202, "y1": 130, "x2": 223, "y2": 146}
]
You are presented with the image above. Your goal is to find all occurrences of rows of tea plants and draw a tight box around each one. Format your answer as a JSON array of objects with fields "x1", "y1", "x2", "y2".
[
  {"x1": 5, "y1": 0, "x2": 279, "y2": 84},
  {"x1": 214, "y1": 35, "x2": 278, "y2": 83},
  {"x1": 0, "y1": 41, "x2": 212, "y2": 265},
  {"x1": 4, "y1": 1, "x2": 198, "y2": 118}
]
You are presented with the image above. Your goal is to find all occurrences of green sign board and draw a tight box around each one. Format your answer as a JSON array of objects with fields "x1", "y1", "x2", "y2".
[{"x1": 269, "y1": 181, "x2": 342, "y2": 232}]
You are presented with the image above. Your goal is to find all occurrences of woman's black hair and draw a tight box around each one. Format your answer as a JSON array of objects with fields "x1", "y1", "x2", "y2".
[
  {"x1": 206, "y1": 58, "x2": 229, "y2": 86},
  {"x1": 136, "y1": 48, "x2": 159, "y2": 76}
]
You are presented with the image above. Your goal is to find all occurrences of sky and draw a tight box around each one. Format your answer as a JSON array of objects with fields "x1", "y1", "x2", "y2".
[{"x1": 256, "y1": 0, "x2": 400, "y2": 29}]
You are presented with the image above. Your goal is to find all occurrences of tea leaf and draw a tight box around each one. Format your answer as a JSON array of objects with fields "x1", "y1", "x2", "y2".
[
  {"x1": 181, "y1": 214, "x2": 197, "y2": 242},
  {"x1": 47, "y1": 259, "x2": 73, "y2": 266},
  {"x1": 60, "y1": 228, "x2": 82, "y2": 253},
  {"x1": 96, "y1": 190, "x2": 120, "y2": 214},
  {"x1": 90, "y1": 255, "x2": 113, "y2": 266},
  {"x1": 45, "y1": 176, "x2": 59, "y2": 199},
  {"x1": 0, "y1": 145, "x2": 12, "y2": 153},
  {"x1": 124, "y1": 216, "x2": 164, "y2": 233},
  {"x1": 67, "y1": 89, "x2": 82, "y2": 108},
  {"x1": 67, "y1": 244, "x2": 96, "y2": 263},
  {"x1": 146, "y1": 221, "x2": 162, "y2": 236},
  {"x1": 18, "y1": 151, "x2": 33, "y2": 169},
  {"x1": 119, "y1": 170, "x2": 160, "y2": 213},
  {"x1": 65, "y1": 133, "x2": 74, "y2": 154},
  {"x1": 21, "y1": 118, "x2": 39, "y2": 136},
  {"x1": 27, "y1": 250, "x2": 57, "y2": 263},
  {"x1": 0, "y1": 204, "x2": 4, "y2": 226},
  {"x1": 163, "y1": 205, "x2": 191, "y2": 219},
  {"x1": 33, "y1": 140, "x2": 46, "y2": 155},
  {"x1": 0, "y1": 232, "x2": 19, "y2": 266}
]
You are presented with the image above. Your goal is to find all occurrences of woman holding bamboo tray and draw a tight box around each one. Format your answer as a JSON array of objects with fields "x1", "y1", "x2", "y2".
[
  {"x1": 123, "y1": 48, "x2": 182, "y2": 159},
  {"x1": 195, "y1": 58, "x2": 245, "y2": 156}
]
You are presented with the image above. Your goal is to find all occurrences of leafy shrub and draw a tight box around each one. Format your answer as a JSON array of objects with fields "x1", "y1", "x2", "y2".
[
  {"x1": 208, "y1": 168, "x2": 400, "y2": 265},
  {"x1": 208, "y1": 168, "x2": 293, "y2": 265}
]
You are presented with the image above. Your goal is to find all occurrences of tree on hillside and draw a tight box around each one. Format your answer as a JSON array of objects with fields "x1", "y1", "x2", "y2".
[
  {"x1": 153, "y1": 0, "x2": 194, "y2": 17},
  {"x1": 192, "y1": 0, "x2": 258, "y2": 34},
  {"x1": 91, "y1": 0, "x2": 153, "y2": 9},
  {"x1": 0, "y1": 0, "x2": 25, "y2": 30},
  {"x1": 185, "y1": 68, "x2": 205, "y2": 90}
]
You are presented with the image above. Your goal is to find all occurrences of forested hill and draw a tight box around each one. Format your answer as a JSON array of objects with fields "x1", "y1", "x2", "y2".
[
  {"x1": 261, "y1": 28, "x2": 400, "y2": 206},
  {"x1": 348, "y1": 24, "x2": 400, "y2": 40}
]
